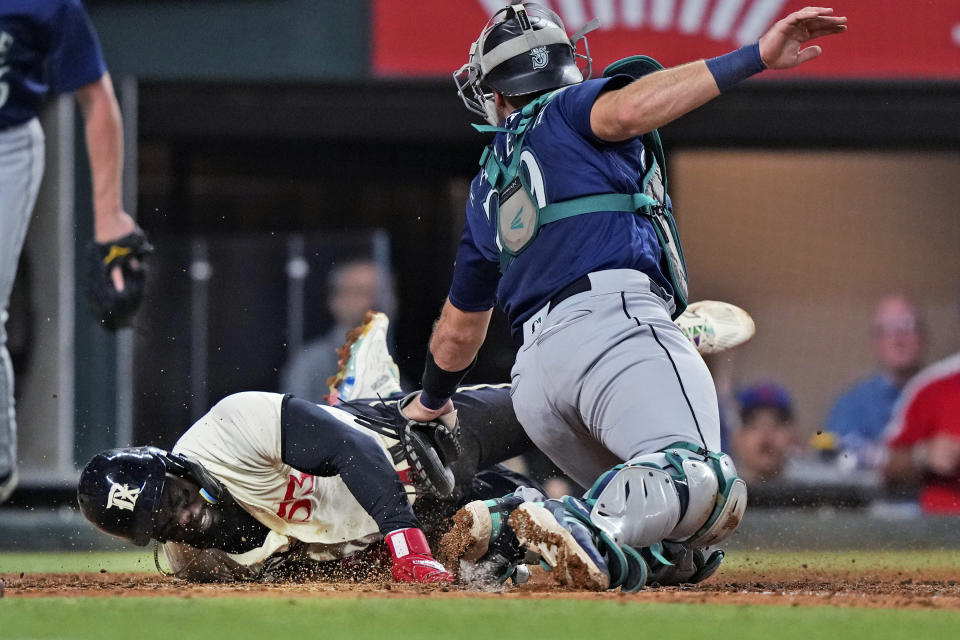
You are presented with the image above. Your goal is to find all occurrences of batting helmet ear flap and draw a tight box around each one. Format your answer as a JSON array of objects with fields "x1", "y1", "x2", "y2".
[{"x1": 161, "y1": 452, "x2": 224, "y2": 505}]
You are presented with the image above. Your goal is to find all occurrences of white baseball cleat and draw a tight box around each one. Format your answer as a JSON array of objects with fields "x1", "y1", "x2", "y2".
[
  {"x1": 675, "y1": 300, "x2": 756, "y2": 355},
  {"x1": 326, "y1": 311, "x2": 403, "y2": 404},
  {"x1": 508, "y1": 502, "x2": 610, "y2": 591}
]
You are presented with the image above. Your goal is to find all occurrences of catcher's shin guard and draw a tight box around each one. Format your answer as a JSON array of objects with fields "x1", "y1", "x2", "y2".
[{"x1": 583, "y1": 443, "x2": 747, "y2": 549}]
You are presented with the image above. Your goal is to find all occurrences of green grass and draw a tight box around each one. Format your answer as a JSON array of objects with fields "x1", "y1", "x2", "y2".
[
  {"x1": 1, "y1": 598, "x2": 957, "y2": 640},
  {"x1": 3, "y1": 549, "x2": 959, "y2": 640},
  {"x1": 0, "y1": 551, "x2": 152, "y2": 574},
  {"x1": 722, "y1": 549, "x2": 960, "y2": 572}
]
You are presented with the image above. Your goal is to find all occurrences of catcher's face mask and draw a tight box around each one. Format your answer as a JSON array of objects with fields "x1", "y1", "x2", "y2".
[{"x1": 453, "y1": 2, "x2": 598, "y2": 126}]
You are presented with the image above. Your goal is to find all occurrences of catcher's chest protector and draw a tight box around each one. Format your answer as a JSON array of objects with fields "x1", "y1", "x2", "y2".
[{"x1": 474, "y1": 76, "x2": 689, "y2": 317}]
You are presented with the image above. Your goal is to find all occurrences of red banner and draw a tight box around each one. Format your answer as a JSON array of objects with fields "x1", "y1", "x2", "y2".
[{"x1": 374, "y1": 1, "x2": 960, "y2": 79}]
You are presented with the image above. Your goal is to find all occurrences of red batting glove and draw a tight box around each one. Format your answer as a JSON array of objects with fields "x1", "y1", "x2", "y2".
[{"x1": 385, "y1": 527, "x2": 454, "y2": 584}]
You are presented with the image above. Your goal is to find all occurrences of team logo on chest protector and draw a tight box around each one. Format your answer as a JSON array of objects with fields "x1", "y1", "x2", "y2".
[
  {"x1": 498, "y1": 178, "x2": 538, "y2": 254},
  {"x1": 496, "y1": 149, "x2": 547, "y2": 256},
  {"x1": 529, "y1": 46, "x2": 549, "y2": 70}
]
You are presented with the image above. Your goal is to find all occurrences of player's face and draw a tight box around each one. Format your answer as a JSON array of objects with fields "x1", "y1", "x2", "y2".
[{"x1": 152, "y1": 474, "x2": 222, "y2": 547}]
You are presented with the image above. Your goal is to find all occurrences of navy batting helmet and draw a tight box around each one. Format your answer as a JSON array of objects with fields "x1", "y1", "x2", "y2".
[
  {"x1": 78, "y1": 447, "x2": 224, "y2": 546},
  {"x1": 454, "y1": 3, "x2": 598, "y2": 125}
]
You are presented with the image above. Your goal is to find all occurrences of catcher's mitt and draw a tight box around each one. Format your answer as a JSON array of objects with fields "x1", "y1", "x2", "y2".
[
  {"x1": 87, "y1": 227, "x2": 153, "y2": 331},
  {"x1": 347, "y1": 392, "x2": 462, "y2": 499}
]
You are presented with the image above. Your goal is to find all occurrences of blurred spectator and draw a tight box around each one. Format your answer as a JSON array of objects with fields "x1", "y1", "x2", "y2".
[
  {"x1": 280, "y1": 259, "x2": 396, "y2": 403},
  {"x1": 733, "y1": 382, "x2": 880, "y2": 507},
  {"x1": 730, "y1": 383, "x2": 796, "y2": 484},
  {"x1": 826, "y1": 294, "x2": 925, "y2": 468},
  {"x1": 883, "y1": 350, "x2": 960, "y2": 514}
]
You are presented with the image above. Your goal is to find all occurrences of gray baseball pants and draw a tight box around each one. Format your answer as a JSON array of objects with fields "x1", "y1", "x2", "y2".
[
  {"x1": 510, "y1": 269, "x2": 721, "y2": 489},
  {"x1": 0, "y1": 118, "x2": 45, "y2": 499}
]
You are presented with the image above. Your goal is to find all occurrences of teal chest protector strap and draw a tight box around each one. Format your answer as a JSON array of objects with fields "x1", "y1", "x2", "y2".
[{"x1": 472, "y1": 56, "x2": 690, "y2": 318}]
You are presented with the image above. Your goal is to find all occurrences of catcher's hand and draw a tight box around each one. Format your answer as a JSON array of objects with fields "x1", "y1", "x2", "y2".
[
  {"x1": 397, "y1": 391, "x2": 462, "y2": 499},
  {"x1": 87, "y1": 227, "x2": 154, "y2": 331},
  {"x1": 758, "y1": 7, "x2": 847, "y2": 70}
]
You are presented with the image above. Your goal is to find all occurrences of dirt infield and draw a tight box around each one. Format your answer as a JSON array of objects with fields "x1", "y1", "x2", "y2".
[{"x1": 5, "y1": 564, "x2": 960, "y2": 609}]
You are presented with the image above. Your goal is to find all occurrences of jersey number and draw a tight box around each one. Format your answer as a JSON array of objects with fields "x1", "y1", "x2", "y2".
[{"x1": 276, "y1": 471, "x2": 315, "y2": 522}]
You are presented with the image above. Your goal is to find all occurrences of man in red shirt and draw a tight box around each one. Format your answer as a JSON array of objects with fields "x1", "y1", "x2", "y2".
[{"x1": 884, "y1": 352, "x2": 960, "y2": 514}]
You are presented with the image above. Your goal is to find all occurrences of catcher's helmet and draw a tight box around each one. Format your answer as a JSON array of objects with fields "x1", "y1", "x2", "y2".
[
  {"x1": 454, "y1": 3, "x2": 598, "y2": 125},
  {"x1": 78, "y1": 446, "x2": 224, "y2": 546}
]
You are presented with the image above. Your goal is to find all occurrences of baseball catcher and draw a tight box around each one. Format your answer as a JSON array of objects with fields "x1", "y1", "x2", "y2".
[{"x1": 401, "y1": 3, "x2": 845, "y2": 591}]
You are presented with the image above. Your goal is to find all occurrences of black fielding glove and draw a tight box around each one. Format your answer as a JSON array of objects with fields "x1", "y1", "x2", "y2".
[
  {"x1": 397, "y1": 392, "x2": 462, "y2": 498},
  {"x1": 87, "y1": 227, "x2": 153, "y2": 331}
]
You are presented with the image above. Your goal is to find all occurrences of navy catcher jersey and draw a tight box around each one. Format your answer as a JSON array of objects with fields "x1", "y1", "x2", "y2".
[
  {"x1": 0, "y1": 0, "x2": 107, "y2": 128},
  {"x1": 449, "y1": 76, "x2": 673, "y2": 340}
]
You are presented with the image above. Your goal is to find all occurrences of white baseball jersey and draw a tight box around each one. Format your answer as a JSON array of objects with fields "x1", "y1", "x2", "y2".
[{"x1": 168, "y1": 391, "x2": 414, "y2": 569}]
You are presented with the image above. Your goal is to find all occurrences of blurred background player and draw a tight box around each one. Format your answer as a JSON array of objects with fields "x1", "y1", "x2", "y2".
[
  {"x1": 405, "y1": 3, "x2": 845, "y2": 590},
  {"x1": 280, "y1": 259, "x2": 398, "y2": 403},
  {"x1": 826, "y1": 294, "x2": 925, "y2": 469},
  {"x1": 0, "y1": 0, "x2": 147, "y2": 504}
]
